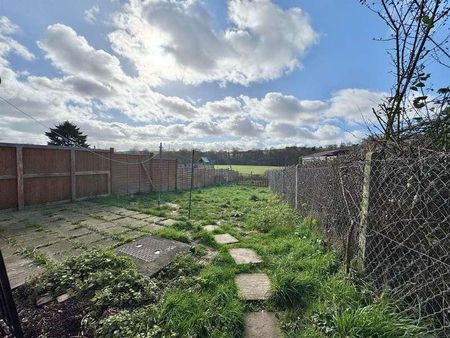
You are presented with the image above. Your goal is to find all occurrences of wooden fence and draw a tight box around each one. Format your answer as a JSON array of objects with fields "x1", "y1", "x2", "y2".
[{"x1": 0, "y1": 143, "x2": 239, "y2": 211}]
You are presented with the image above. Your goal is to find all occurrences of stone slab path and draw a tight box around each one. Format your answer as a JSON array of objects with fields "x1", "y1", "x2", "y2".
[
  {"x1": 235, "y1": 273, "x2": 271, "y2": 300},
  {"x1": 214, "y1": 233, "x2": 239, "y2": 244},
  {"x1": 229, "y1": 248, "x2": 262, "y2": 265},
  {"x1": 244, "y1": 312, "x2": 281, "y2": 338}
]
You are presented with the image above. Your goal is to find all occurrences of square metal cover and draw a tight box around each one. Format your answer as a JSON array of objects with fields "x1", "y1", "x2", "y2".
[{"x1": 116, "y1": 235, "x2": 191, "y2": 276}]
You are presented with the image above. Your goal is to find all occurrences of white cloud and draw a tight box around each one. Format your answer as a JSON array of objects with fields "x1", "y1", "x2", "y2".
[
  {"x1": 37, "y1": 24, "x2": 126, "y2": 84},
  {"x1": 0, "y1": 16, "x2": 35, "y2": 63},
  {"x1": 84, "y1": 5, "x2": 99, "y2": 23},
  {"x1": 108, "y1": 0, "x2": 317, "y2": 86},
  {"x1": 0, "y1": 16, "x2": 386, "y2": 150},
  {"x1": 326, "y1": 88, "x2": 386, "y2": 125}
]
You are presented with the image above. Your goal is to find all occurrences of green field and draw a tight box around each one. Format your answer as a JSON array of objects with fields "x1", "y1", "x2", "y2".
[{"x1": 214, "y1": 164, "x2": 284, "y2": 175}]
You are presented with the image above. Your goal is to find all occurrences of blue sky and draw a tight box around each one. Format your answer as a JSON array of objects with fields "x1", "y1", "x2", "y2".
[{"x1": 0, "y1": 0, "x2": 408, "y2": 150}]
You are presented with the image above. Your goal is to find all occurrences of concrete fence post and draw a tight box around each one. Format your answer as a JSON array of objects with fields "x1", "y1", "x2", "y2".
[
  {"x1": 357, "y1": 151, "x2": 380, "y2": 271},
  {"x1": 294, "y1": 164, "x2": 299, "y2": 210}
]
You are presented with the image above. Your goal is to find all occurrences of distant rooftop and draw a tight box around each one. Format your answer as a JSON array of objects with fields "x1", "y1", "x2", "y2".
[{"x1": 302, "y1": 148, "x2": 350, "y2": 159}]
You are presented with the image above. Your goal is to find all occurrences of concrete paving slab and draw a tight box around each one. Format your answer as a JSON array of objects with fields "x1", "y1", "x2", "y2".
[
  {"x1": 99, "y1": 226, "x2": 130, "y2": 235},
  {"x1": 144, "y1": 216, "x2": 164, "y2": 223},
  {"x1": 244, "y1": 312, "x2": 281, "y2": 338},
  {"x1": 102, "y1": 206, "x2": 130, "y2": 214},
  {"x1": 204, "y1": 225, "x2": 219, "y2": 232},
  {"x1": 235, "y1": 273, "x2": 271, "y2": 300},
  {"x1": 66, "y1": 228, "x2": 92, "y2": 239},
  {"x1": 4, "y1": 254, "x2": 44, "y2": 289},
  {"x1": 158, "y1": 219, "x2": 179, "y2": 227},
  {"x1": 117, "y1": 209, "x2": 141, "y2": 217},
  {"x1": 130, "y1": 213, "x2": 154, "y2": 220},
  {"x1": 91, "y1": 211, "x2": 124, "y2": 222},
  {"x1": 14, "y1": 231, "x2": 60, "y2": 249},
  {"x1": 79, "y1": 217, "x2": 108, "y2": 227},
  {"x1": 71, "y1": 232, "x2": 106, "y2": 245},
  {"x1": 229, "y1": 248, "x2": 263, "y2": 265},
  {"x1": 113, "y1": 217, "x2": 147, "y2": 229},
  {"x1": 0, "y1": 221, "x2": 33, "y2": 237},
  {"x1": 139, "y1": 223, "x2": 164, "y2": 233},
  {"x1": 116, "y1": 235, "x2": 191, "y2": 276},
  {"x1": 119, "y1": 230, "x2": 145, "y2": 241},
  {"x1": 57, "y1": 211, "x2": 89, "y2": 223},
  {"x1": 214, "y1": 233, "x2": 239, "y2": 245},
  {"x1": 35, "y1": 241, "x2": 79, "y2": 261},
  {"x1": 91, "y1": 238, "x2": 120, "y2": 249}
]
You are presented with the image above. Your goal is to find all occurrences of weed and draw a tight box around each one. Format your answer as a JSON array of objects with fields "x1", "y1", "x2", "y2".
[{"x1": 155, "y1": 227, "x2": 191, "y2": 243}]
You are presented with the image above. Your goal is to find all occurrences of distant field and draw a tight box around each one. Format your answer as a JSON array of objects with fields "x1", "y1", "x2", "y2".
[{"x1": 214, "y1": 164, "x2": 284, "y2": 175}]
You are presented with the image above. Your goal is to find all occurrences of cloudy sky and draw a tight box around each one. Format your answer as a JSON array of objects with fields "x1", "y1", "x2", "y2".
[{"x1": 0, "y1": 0, "x2": 405, "y2": 151}]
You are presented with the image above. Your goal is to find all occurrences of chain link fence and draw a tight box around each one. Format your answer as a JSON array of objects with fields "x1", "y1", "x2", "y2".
[{"x1": 267, "y1": 152, "x2": 450, "y2": 337}]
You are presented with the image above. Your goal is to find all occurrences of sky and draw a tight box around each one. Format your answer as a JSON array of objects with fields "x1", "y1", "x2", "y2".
[{"x1": 0, "y1": 0, "x2": 413, "y2": 151}]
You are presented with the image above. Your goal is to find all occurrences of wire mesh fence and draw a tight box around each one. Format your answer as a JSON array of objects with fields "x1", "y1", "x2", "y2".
[{"x1": 267, "y1": 152, "x2": 450, "y2": 337}]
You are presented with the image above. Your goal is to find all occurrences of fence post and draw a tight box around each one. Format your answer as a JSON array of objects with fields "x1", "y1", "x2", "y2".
[
  {"x1": 188, "y1": 150, "x2": 194, "y2": 219},
  {"x1": 175, "y1": 159, "x2": 178, "y2": 192},
  {"x1": 109, "y1": 148, "x2": 114, "y2": 195},
  {"x1": 357, "y1": 151, "x2": 379, "y2": 271},
  {"x1": 16, "y1": 146, "x2": 24, "y2": 210},
  {"x1": 70, "y1": 149, "x2": 76, "y2": 201},
  {"x1": 294, "y1": 164, "x2": 298, "y2": 210}
]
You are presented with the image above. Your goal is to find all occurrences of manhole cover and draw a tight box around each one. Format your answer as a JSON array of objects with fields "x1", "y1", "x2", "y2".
[{"x1": 116, "y1": 235, "x2": 191, "y2": 276}]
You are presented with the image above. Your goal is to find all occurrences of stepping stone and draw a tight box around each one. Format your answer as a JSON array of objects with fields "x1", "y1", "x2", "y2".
[
  {"x1": 203, "y1": 225, "x2": 219, "y2": 232},
  {"x1": 244, "y1": 311, "x2": 281, "y2": 338},
  {"x1": 214, "y1": 233, "x2": 239, "y2": 244},
  {"x1": 235, "y1": 273, "x2": 271, "y2": 300},
  {"x1": 229, "y1": 248, "x2": 262, "y2": 265}
]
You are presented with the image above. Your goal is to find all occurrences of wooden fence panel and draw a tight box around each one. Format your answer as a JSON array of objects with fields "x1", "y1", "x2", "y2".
[
  {"x1": 111, "y1": 154, "x2": 128, "y2": 195},
  {"x1": 22, "y1": 147, "x2": 71, "y2": 206},
  {"x1": 0, "y1": 147, "x2": 17, "y2": 209}
]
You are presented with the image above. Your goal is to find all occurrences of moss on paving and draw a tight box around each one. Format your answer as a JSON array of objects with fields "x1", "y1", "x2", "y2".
[{"x1": 21, "y1": 186, "x2": 428, "y2": 337}]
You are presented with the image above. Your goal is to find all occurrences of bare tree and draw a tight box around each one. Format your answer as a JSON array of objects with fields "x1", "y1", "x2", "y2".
[{"x1": 362, "y1": 0, "x2": 450, "y2": 148}]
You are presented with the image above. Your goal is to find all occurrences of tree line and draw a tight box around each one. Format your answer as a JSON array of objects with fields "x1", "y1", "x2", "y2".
[{"x1": 162, "y1": 144, "x2": 350, "y2": 166}]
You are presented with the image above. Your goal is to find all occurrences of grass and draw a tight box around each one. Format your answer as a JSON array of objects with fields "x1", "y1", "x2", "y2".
[
  {"x1": 20, "y1": 185, "x2": 427, "y2": 337},
  {"x1": 214, "y1": 164, "x2": 284, "y2": 175}
]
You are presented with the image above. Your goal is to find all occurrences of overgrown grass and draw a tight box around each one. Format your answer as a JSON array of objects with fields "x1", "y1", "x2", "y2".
[{"x1": 22, "y1": 186, "x2": 427, "y2": 337}]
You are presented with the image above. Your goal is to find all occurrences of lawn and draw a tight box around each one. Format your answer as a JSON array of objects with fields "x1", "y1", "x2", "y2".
[
  {"x1": 214, "y1": 164, "x2": 284, "y2": 175},
  {"x1": 14, "y1": 186, "x2": 427, "y2": 337}
]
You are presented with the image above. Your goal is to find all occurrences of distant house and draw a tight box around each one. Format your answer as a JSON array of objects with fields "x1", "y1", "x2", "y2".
[
  {"x1": 198, "y1": 157, "x2": 213, "y2": 167},
  {"x1": 198, "y1": 157, "x2": 211, "y2": 164},
  {"x1": 301, "y1": 148, "x2": 350, "y2": 163}
]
